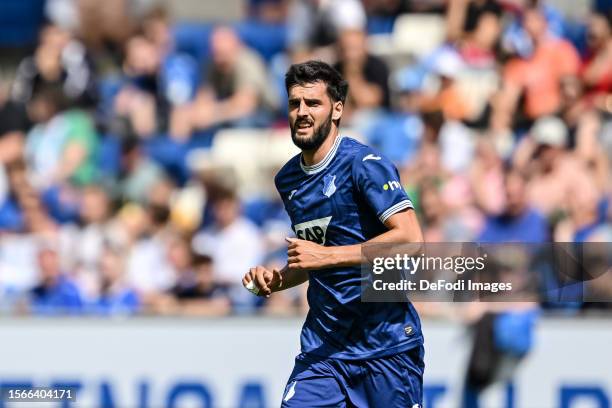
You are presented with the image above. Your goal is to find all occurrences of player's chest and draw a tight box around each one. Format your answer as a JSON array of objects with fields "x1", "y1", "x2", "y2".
[{"x1": 284, "y1": 171, "x2": 358, "y2": 230}]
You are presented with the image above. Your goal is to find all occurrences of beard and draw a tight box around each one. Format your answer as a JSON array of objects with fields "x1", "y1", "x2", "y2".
[{"x1": 290, "y1": 110, "x2": 333, "y2": 151}]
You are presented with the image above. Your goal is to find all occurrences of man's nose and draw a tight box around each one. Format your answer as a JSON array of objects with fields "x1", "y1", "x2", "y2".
[{"x1": 297, "y1": 100, "x2": 308, "y2": 116}]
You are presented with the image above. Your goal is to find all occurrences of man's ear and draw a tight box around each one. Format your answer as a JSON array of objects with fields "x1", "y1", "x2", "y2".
[{"x1": 332, "y1": 101, "x2": 343, "y2": 122}]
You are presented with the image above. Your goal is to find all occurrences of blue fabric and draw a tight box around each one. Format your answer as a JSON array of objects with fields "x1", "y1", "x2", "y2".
[
  {"x1": 0, "y1": 0, "x2": 45, "y2": 46},
  {"x1": 594, "y1": 0, "x2": 612, "y2": 14},
  {"x1": 0, "y1": 197, "x2": 23, "y2": 231},
  {"x1": 143, "y1": 136, "x2": 191, "y2": 185},
  {"x1": 478, "y1": 208, "x2": 549, "y2": 243},
  {"x1": 365, "y1": 113, "x2": 423, "y2": 165},
  {"x1": 281, "y1": 345, "x2": 424, "y2": 407},
  {"x1": 173, "y1": 23, "x2": 215, "y2": 64},
  {"x1": 243, "y1": 197, "x2": 290, "y2": 227},
  {"x1": 97, "y1": 135, "x2": 122, "y2": 178},
  {"x1": 41, "y1": 186, "x2": 81, "y2": 224},
  {"x1": 493, "y1": 310, "x2": 539, "y2": 356},
  {"x1": 160, "y1": 53, "x2": 200, "y2": 105},
  {"x1": 30, "y1": 276, "x2": 84, "y2": 315},
  {"x1": 173, "y1": 21, "x2": 287, "y2": 64},
  {"x1": 143, "y1": 131, "x2": 216, "y2": 185},
  {"x1": 366, "y1": 16, "x2": 396, "y2": 35},
  {"x1": 275, "y1": 136, "x2": 422, "y2": 360},
  {"x1": 91, "y1": 289, "x2": 140, "y2": 315},
  {"x1": 234, "y1": 20, "x2": 287, "y2": 62}
]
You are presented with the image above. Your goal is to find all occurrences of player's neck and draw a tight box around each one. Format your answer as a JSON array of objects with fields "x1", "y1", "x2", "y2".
[{"x1": 302, "y1": 129, "x2": 339, "y2": 167}]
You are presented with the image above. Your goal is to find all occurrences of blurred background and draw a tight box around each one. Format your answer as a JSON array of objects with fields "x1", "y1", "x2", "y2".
[{"x1": 0, "y1": 0, "x2": 611, "y2": 407}]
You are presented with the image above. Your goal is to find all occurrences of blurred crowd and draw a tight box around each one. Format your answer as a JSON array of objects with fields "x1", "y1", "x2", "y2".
[{"x1": 0, "y1": 0, "x2": 611, "y2": 316}]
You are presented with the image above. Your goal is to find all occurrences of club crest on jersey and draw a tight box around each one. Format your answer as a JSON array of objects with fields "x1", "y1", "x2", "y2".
[
  {"x1": 322, "y1": 174, "x2": 337, "y2": 198},
  {"x1": 293, "y1": 216, "x2": 332, "y2": 244}
]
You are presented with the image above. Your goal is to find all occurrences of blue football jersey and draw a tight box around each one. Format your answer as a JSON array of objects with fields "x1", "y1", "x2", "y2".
[{"x1": 275, "y1": 136, "x2": 423, "y2": 360}]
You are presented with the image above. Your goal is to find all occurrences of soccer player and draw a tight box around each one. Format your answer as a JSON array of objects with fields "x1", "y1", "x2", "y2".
[{"x1": 242, "y1": 61, "x2": 425, "y2": 408}]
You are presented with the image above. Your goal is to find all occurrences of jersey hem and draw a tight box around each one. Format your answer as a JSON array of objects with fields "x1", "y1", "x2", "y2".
[{"x1": 302, "y1": 335, "x2": 424, "y2": 361}]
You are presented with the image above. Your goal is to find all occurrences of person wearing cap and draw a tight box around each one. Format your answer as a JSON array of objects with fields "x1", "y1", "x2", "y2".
[{"x1": 514, "y1": 116, "x2": 594, "y2": 217}]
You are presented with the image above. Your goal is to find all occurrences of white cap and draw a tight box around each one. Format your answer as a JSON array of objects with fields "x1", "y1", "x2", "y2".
[
  {"x1": 328, "y1": 0, "x2": 366, "y2": 31},
  {"x1": 531, "y1": 116, "x2": 568, "y2": 148}
]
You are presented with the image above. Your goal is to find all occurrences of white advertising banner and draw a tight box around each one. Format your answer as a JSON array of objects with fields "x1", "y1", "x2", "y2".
[{"x1": 0, "y1": 317, "x2": 610, "y2": 408}]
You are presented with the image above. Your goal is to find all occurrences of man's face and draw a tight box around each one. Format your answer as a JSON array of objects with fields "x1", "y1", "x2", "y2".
[
  {"x1": 288, "y1": 82, "x2": 336, "y2": 151},
  {"x1": 504, "y1": 172, "x2": 526, "y2": 216}
]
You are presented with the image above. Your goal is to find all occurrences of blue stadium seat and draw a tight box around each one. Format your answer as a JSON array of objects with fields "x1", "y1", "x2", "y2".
[
  {"x1": 173, "y1": 22, "x2": 216, "y2": 64},
  {"x1": 0, "y1": 0, "x2": 45, "y2": 47},
  {"x1": 366, "y1": 16, "x2": 396, "y2": 35},
  {"x1": 173, "y1": 20, "x2": 287, "y2": 65},
  {"x1": 233, "y1": 20, "x2": 287, "y2": 62}
]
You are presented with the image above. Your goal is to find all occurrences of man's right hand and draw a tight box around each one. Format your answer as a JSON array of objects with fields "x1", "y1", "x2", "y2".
[{"x1": 242, "y1": 266, "x2": 283, "y2": 297}]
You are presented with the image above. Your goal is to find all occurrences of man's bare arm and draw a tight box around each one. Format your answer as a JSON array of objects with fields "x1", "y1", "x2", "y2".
[{"x1": 287, "y1": 209, "x2": 423, "y2": 270}]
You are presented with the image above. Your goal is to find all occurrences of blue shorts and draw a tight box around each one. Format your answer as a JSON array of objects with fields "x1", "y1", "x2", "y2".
[{"x1": 280, "y1": 345, "x2": 424, "y2": 408}]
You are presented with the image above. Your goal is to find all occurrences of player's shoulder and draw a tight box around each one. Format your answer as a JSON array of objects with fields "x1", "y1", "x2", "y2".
[
  {"x1": 340, "y1": 137, "x2": 393, "y2": 170},
  {"x1": 274, "y1": 153, "x2": 302, "y2": 190}
]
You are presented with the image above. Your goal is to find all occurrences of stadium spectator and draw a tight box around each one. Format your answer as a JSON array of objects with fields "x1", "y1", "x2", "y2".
[
  {"x1": 113, "y1": 35, "x2": 163, "y2": 138},
  {"x1": 494, "y1": 6, "x2": 581, "y2": 131},
  {"x1": 125, "y1": 200, "x2": 177, "y2": 304},
  {"x1": 24, "y1": 84, "x2": 99, "y2": 189},
  {"x1": 76, "y1": 0, "x2": 134, "y2": 58},
  {"x1": 91, "y1": 246, "x2": 140, "y2": 315},
  {"x1": 514, "y1": 116, "x2": 595, "y2": 217},
  {"x1": 582, "y1": 11, "x2": 612, "y2": 95},
  {"x1": 0, "y1": 83, "x2": 29, "y2": 165},
  {"x1": 0, "y1": 161, "x2": 30, "y2": 231},
  {"x1": 59, "y1": 185, "x2": 114, "y2": 299},
  {"x1": 334, "y1": 28, "x2": 390, "y2": 113},
  {"x1": 191, "y1": 26, "x2": 279, "y2": 131},
  {"x1": 29, "y1": 243, "x2": 84, "y2": 315},
  {"x1": 478, "y1": 168, "x2": 549, "y2": 242},
  {"x1": 113, "y1": 137, "x2": 166, "y2": 204},
  {"x1": 192, "y1": 190, "x2": 264, "y2": 288},
  {"x1": 248, "y1": 0, "x2": 289, "y2": 23},
  {"x1": 447, "y1": 0, "x2": 503, "y2": 42},
  {"x1": 469, "y1": 138, "x2": 505, "y2": 216},
  {"x1": 447, "y1": 0, "x2": 503, "y2": 69},
  {"x1": 168, "y1": 253, "x2": 231, "y2": 316},
  {"x1": 287, "y1": 0, "x2": 366, "y2": 54},
  {"x1": 421, "y1": 48, "x2": 472, "y2": 122},
  {"x1": 141, "y1": 6, "x2": 200, "y2": 139},
  {"x1": 11, "y1": 24, "x2": 95, "y2": 106},
  {"x1": 554, "y1": 174, "x2": 607, "y2": 242},
  {"x1": 363, "y1": 66, "x2": 424, "y2": 165}
]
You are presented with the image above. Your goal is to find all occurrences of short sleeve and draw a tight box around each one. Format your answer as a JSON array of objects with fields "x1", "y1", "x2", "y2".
[{"x1": 352, "y1": 151, "x2": 414, "y2": 223}]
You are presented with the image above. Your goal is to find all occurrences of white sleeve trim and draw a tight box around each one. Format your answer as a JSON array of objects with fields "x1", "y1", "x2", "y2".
[{"x1": 379, "y1": 200, "x2": 414, "y2": 223}]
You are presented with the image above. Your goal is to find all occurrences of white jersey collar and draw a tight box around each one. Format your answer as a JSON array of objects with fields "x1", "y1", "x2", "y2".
[{"x1": 300, "y1": 135, "x2": 344, "y2": 175}]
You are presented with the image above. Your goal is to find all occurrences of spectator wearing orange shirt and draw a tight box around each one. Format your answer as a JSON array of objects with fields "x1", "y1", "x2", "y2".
[{"x1": 495, "y1": 7, "x2": 581, "y2": 130}]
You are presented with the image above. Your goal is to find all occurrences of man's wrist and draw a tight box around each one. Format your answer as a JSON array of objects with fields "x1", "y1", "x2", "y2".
[
  {"x1": 324, "y1": 245, "x2": 361, "y2": 268},
  {"x1": 271, "y1": 270, "x2": 284, "y2": 292}
]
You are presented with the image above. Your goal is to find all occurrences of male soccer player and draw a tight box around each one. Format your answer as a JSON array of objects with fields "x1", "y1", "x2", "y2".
[{"x1": 242, "y1": 61, "x2": 425, "y2": 408}]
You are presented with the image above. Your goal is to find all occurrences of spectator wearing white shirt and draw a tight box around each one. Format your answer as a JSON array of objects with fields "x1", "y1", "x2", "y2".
[{"x1": 193, "y1": 191, "x2": 264, "y2": 287}]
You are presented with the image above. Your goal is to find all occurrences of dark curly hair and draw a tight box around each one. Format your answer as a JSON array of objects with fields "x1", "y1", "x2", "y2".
[{"x1": 285, "y1": 60, "x2": 349, "y2": 104}]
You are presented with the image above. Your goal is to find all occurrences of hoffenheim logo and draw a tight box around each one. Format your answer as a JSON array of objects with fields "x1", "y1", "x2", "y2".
[{"x1": 322, "y1": 174, "x2": 337, "y2": 198}]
